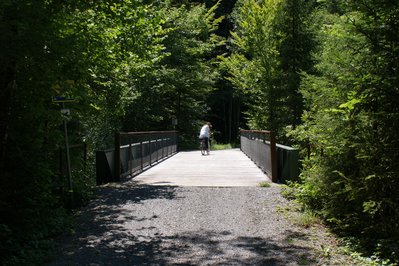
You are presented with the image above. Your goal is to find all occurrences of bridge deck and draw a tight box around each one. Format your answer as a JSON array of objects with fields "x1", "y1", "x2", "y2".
[{"x1": 132, "y1": 149, "x2": 271, "y2": 187}]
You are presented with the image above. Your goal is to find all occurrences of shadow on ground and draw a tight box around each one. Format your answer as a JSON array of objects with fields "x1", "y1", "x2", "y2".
[{"x1": 49, "y1": 182, "x2": 316, "y2": 266}]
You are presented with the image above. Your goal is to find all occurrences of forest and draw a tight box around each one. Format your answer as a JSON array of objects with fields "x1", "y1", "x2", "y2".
[{"x1": 0, "y1": 0, "x2": 398, "y2": 265}]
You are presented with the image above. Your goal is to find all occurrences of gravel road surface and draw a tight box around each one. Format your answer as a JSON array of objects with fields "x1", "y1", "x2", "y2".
[{"x1": 49, "y1": 181, "x2": 321, "y2": 265}]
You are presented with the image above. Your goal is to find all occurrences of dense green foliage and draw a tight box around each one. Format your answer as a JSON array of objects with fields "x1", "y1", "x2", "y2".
[
  {"x1": 225, "y1": 0, "x2": 399, "y2": 262},
  {"x1": 223, "y1": 0, "x2": 315, "y2": 142},
  {"x1": 123, "y1": 2, "x2": 224, "y2": 148},
  {"x1": 0, "y1": 1, "x2": 222, "y2": 264},
  {"x1": 291, "y1": 1, "x2": 399, "y2": 259}
]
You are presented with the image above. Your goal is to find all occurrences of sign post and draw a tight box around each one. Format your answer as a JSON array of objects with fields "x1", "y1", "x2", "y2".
[
  {"x1": 172, "y1": 118, "x2": 178, "y2": 130},
  {"x1": 53, "y1": 96, "x2": 75, "y2": 200}
]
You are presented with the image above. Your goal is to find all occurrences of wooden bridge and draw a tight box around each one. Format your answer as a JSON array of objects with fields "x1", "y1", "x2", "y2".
[
  {"x1": 96, "y1": 130, "x2": 298, "y2": 186},
  {"x1": 133, "y1": 149, "x2": 271, "y2": 187}
]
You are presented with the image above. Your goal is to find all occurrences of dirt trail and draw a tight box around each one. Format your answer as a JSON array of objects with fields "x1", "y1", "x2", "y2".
[{"x1": 49, "y1": 182, "x2": 333, "y2": 265}]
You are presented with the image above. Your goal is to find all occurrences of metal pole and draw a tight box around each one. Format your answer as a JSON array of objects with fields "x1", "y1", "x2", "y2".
[{"x1": 62, "y1": 103, "x2": 73, "y2": 193}]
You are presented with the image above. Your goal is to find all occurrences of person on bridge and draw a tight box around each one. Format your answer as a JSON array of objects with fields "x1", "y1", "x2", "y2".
[{"x1": 199, "y1": 122, "x2": 212, "y2": 155}]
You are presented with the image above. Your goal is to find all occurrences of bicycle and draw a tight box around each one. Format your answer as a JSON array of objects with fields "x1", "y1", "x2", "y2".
[{"x1": 199, "y1": 137, "x2": 207, "y2": 155}]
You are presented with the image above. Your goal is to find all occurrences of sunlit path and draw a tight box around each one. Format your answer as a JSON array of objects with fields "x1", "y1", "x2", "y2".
[{"x1": 132, "y1": 148, "x2": 271, "y2": 187}]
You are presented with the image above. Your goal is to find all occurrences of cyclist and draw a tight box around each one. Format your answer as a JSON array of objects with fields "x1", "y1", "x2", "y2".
[{"x1": 199, "y1": 122, "x2": 212, "y2": 155}]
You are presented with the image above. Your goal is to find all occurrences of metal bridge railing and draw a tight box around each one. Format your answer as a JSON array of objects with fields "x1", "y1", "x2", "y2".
[
  {"x1": 96, "y1": 131, "x2": 177, "y2": 185},
  {"x1": 115, "y1": 131, "x2": 178, "y2": 181},
  {"x1": 240, "y1": 130, "x2": 278, "y2": 182}
]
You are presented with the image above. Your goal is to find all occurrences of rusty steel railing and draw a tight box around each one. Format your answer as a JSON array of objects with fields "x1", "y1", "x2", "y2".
[
  {"x1": 240, "y1": 130, "x2": 278, "y2": 182},
  {"x1": 114, "y1": 131, "x2": 178, "y2": 181}
]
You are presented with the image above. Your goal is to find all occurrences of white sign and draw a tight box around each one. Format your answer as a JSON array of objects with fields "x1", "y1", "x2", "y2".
[{"x1": 61, "y1": 109, "x2": 70, "y2": 116}]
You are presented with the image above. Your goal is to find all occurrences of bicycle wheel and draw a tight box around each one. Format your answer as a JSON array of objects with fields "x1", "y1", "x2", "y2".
[{"x1": 200, "y1": 139, "x2": 206, "y2": 155}]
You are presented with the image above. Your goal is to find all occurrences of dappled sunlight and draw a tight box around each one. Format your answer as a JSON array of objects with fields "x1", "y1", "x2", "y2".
[{"x1": 50, "y1": 185, "x2": 315, "y2": 265}]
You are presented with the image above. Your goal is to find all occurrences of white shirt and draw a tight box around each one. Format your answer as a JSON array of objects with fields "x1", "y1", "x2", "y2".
[{"x1": 199, "y1": 125, "x2": 210, "y2": 138}]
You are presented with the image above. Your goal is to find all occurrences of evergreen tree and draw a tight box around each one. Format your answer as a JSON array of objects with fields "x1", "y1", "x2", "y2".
[
  {"x1": 123, "y1": 1, "x2": 223, "y2": 148},
  {"x1": 291, "y1": 1, "x2": 399, "y2": 259},
  {"x1": 223, "y1": 0, "x2": 315, "y2": 142}
]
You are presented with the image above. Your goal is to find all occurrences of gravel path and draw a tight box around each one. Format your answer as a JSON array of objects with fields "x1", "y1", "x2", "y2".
[{"x1": 49, "y1": 181, "x2": 322, "y2": 265}]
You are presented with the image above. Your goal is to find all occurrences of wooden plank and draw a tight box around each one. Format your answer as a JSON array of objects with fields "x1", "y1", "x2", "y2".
[{"x1": 132, "y1": 149, "x2": 271, "y2": 187}]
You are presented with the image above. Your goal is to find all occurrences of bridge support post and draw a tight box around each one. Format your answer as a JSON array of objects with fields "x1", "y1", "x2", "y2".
[
  {"x1": 270, "y1": 131, "x2": 278, "y2": 182},
  {"x1": 114, "y1": 132, "x2": 121, "y2": 182}
]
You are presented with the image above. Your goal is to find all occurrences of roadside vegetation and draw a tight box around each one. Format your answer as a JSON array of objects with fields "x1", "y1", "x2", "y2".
[
  {"x1": 280, "y1": 185, "x2": 397, "y2": 266},
  {"x1": 225, "y1": 1, "x2": 399, "y2": 264}
]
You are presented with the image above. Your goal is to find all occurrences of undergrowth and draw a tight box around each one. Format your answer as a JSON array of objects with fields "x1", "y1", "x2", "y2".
[
  {"x1": 211, "y1": 141, "x2": 239, "y2": 150},
  {"x1": 280, "y1": 184, "x2": 399, "y2": 266}
]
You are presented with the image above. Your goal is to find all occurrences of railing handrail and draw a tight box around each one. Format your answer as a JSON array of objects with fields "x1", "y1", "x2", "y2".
[
  {"x1": 240, "y1": 129, "x2": 272, "y2": 134},
  {"x1": 118, "y1": 130, "x2": 178, "y2": 136}
]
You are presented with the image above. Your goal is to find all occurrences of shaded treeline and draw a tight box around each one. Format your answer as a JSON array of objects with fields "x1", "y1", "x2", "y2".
[
  {"x1": 0, "y1": 0, "x2": 223, "y2": 264},
  {"x1": 224, "y1": 0, "x2": 399, "y2": 263}
]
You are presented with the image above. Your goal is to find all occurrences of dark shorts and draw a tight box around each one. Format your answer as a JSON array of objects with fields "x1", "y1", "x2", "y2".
[{"x1": 199, "y1": 137, "x2": 209, "y2": 150}]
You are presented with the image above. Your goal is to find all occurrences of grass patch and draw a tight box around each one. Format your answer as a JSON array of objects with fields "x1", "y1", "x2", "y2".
[
  {"x1": 210, "y1": 141, "x2": 239, "y2": 150},
  {"x1": 276, "y1": 202, "x2": 321, "y2": 228},
  {"x1": 293, "y1": 209, "x2": 321, "y2": 228},
  {"x1": 297, "y1": 255, "x2": 314, "y2": 265},
  {"x1": 258, "y1": 181, "x2": 271, "y2": 187},
  {"x1": 211, "y1": 143, "x2": 232, "y2": 150},
  {"x1": 280, "y1": 184, "x2": 297, "y2": 200}
]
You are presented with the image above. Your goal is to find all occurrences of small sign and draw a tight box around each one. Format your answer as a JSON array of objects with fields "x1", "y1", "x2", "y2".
[
  {"x1": 53, "y1": 96, "x2": 76, "y2": 103},
  {"x1": 61, "y1": 109, "x2": 70, "y2": 116}
]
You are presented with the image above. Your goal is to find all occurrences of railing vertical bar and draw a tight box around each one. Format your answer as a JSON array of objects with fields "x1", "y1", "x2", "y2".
[
  {"x1": 149, "y1": 136, "x2": 152, "y2": 166},
  {"x1": 128, "y1": 142, "x2": 132, "y2": 175},
  {"x1": 162, "y1": 136, "x2": 165, "y2": 158},
  {"x1": 140, "y1": 137, "x2": 144, "y2": 171},
  {"x1": 156, "y1": 135, "x2": 159, "y2": 162},
  {"x1": 114, "y1": 132, "x2": 121, "y2": 181},
  {"x1": 270, "y1": 131, "x2": 278, "y2": 182}
]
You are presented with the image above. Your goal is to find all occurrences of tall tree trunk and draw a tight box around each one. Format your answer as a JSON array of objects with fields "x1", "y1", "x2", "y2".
[{"x1": 0, "y1": 60, "x2": 16, "y2": 176}]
